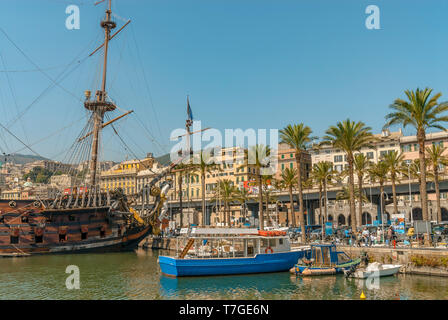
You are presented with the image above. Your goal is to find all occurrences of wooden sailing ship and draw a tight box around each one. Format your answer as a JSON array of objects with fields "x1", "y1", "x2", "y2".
[{"x1": 0, "y1": 0, "x2": 170, "y2": 256}]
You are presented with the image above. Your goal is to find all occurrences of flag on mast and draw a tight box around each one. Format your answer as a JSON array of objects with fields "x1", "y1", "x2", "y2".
[{"x1": 187, "y1": 96, "x2": 193, "y2": 122}]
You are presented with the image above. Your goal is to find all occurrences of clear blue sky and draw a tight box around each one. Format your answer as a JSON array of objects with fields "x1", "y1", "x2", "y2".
[{"x1": 1, "y1": 0, "x2": 448, "y2": 162}]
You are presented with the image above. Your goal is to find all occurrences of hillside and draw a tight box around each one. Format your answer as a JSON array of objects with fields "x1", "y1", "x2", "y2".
[{"x1": 2, "y1": 153, "x2": 48, "y2": 165}]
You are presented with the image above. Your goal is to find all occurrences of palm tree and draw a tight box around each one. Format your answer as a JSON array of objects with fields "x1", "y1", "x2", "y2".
[
  {"x1": 172, "y1": 162, "x2": 193, "y2": 228},
  {"x1": 368, "y1": 161, "x2": 389, "y2": 225},
  {"x1": 280, "y1": 167, "x2": 298, "y2": 227},
  {"x1": 336, "y1": 186, "x2": 368, "y2": 203},
  {"x1": 190, "y1": 150, "x2": 220, "y2": 226},
  {"x1": 234, "y1": 187, "x2": 251, "y2": 224},
  {"x1": 311, "y1": 161, "x2": 334, "y2": 235},
  {"x1": 280, "y1": 124, "x2": 315, "y2": 242},
  {"x1": 384, "y1": 88, "x2": 448, "y2": 222},
  {"x1": 426, "y1": 144, "x2": 448, "y2": 223},
  {"x1": 354, "y1": 153, "x2": 372, "y2": 227},
  {"x1": 382, "y1": 151, "x2": 404, "y2": 217},
  {"x1": 212, "y1": 179, "x2": 236, "y2": 227},
  {"x1": 247, "y1": 144, "x2": 271, "y2": 231},
  {"x1": 322, "y1": 119, "x2": 375, "y2": 232}
]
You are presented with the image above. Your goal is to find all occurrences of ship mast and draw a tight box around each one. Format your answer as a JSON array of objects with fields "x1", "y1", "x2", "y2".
[{"x1": 85, "y1": 0, "x2": 117, "y2": 186}]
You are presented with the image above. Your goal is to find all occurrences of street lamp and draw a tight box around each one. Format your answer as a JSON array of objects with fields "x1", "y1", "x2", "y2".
[
  {"x1": 380, "y1": 191, "x2": 389, "y2": 244},
  {"x1": 407, "y1": 162, "x2": 413, "y2": 225}
]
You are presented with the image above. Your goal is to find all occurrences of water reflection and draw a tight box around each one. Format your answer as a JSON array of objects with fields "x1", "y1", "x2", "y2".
[{"x1": 0, "y1": 249, "x2": 445, "y2": 300}]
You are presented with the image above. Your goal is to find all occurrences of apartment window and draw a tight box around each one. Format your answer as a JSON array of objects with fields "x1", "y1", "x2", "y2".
[
  {"x1": 290, "y1": 163, "x2": 293, "y2": 169},
  {"x1": 414, "y1": 144, "x2": 419, "y2": 151},
  {"x1": 366, "y1": 152, "x2": 374, "y2": 159},
  {"x1": 281, "y1": 164, "x2": 285, "y2": 171},
  {"x1": 281, "y1": 155, "x2": 285, "y2": 159},
  {"x1": 334, "y1": 155, "x2": 343, "y2": 163},
  {"x1": 334, "y1": 165, "x2": 343, "y2": 172},
  {"x1": 290, "y1": 153, "x2": 293, "y2": 158}
]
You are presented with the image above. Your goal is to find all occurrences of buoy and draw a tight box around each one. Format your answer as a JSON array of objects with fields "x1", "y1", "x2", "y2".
[{"x1": 360, "y1": 291, "x2": 366, "y2": 300}]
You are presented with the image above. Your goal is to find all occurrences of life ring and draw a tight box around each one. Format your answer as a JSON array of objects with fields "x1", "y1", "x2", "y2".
[
  {"x1": 212, "y1": 248, "x2": 218, "y2": 256},
  {"x1": 265, "y1": 247, "x2": 274, "y2": 254},
  {"x1": 8, "y1": 201, "x2": 16, "y2": 208}
]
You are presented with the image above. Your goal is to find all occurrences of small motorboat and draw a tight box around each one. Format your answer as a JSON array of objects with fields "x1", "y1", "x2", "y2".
[
  {"x1": 346, "y1": 262, "x2": 401, "y2": 279},
  {"x1": 292, "y1": 244, "x2": 361, "y2": 276}
]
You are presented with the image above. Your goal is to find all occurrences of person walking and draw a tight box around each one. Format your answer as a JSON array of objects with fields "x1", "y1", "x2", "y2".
[{"x1": 387, "y1": 227, "x2": 393, "y2": 247}]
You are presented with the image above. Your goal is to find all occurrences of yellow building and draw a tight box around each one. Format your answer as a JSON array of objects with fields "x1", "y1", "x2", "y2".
[{"x1": 100, "y1": 153, "x2": 156, "y2": 195}]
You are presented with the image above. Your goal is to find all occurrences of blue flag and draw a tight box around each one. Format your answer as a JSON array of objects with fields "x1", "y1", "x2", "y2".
[{"x1": 187, "y1": 96, "x2": 193, "y2": 121}]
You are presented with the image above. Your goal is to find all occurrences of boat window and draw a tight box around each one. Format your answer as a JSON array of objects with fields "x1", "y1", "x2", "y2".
[
  {"x1": 313, "y1": 247, "x2": 322, "y2": 264},
  {"x1": 69, "y1": 215, "x2": 75, "y2": 222},
  {"x1": 59, "y1": 227, "x2": 67, "y2": 242},
  {"x1": 10, "y1": 236, "x2": 19, "y2": 244},
  {"x1": 279, "y1": 239, "x2": 283, "y2": 245},
  {"x1": 81, "y1": 226, "x2": 88, "y2": 240},
  {"x1": 269, "y1": 239, "x2": 276, "y2": 247},
  {"x1": 35, "y1": 235, "x2": 43, "y2": 243},
  {"x1": 321, "y1": 246, "x2": 331, "y2": 265},
  {"x1": 262, "y1": 239, "x2": 269, "y2": 247},
  {"x1": 21, "y1": 216, "x2": 28, "y2": 223},
  {"x1": 100, "y1": 226, "x2": 106, "y2": 238}
]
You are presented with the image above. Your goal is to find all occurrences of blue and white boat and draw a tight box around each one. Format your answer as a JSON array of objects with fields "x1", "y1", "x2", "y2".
[{"x1": 158, "y1": 228, "x2": 310, "y2": 277}]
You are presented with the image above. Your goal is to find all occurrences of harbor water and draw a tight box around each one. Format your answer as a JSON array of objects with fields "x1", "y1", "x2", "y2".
[{"x1": 0, "y1": 249, "x2": 447, "y2": 300}]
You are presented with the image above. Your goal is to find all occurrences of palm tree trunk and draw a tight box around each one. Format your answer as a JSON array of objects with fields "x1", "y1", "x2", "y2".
[
  {"x1": 201, "y1": 171, "x2": 206, "y2": 226},
  {"x1": 417, "y1": 128, "x2": 429, "y2": 221},
  {"x1": 288, "y1": 186, "x2": 294, "y2": 227},
  {"x1": 265, "y1": 188, "x2": 269, "y2": 227},
  {"x1": 319, "y1": 185, "x2": 324, "y2": 237},
  {"x1": 348, "y1": 154, "x2": 357, "y2": 232},
  {"x1": 295, "y1": 151, "x2": 306, "y2": 243},
  {"x1": 435, "y1": 167, "x2": 441, "y2": 223},
  {"x1": 257, "y1": 172, "x2": 264, "y2": 230},
  {"x1": 391, "y1": 175, "x2": 398, "y2": 216},
  {"x1": 380, "y1": 183, "x2": 384, "y2": 224},
  {"x1": 358, "y1": 174, "x2": 363, "y2": 228},
  {"x1": 323, "y1": 179, "x2": 328, "y2": 227}
]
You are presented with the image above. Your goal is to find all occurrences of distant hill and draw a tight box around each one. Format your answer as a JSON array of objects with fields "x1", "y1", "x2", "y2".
[{"x1": 2, "y1": 153, "x2": 48, "y2": 165}]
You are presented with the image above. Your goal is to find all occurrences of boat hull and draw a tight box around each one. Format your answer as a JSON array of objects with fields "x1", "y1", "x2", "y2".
[
  {"x1": 158, "y1": 249, "x2": 309, "y2": 277},
  {"x1": 352, "y1": 264, "x2": 401, "y2": 279},
  {"x1": 295, "y1": 258, "x2": 361, "y2": 275}
]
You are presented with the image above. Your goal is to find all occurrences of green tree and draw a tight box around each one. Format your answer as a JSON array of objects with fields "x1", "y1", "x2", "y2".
[
  {"x1": 322, "y1": 119, "x2": 375, "y2": 232},
  {"x1": 426, "y1": 144, "x2": 448, "y2": 223},
  {"x1": 280, "y1": 124, "x2": 315, "y2": 242},
  {"x1": 190, "y1": 150, "x2": 220, "y2": 226},
  {"x1": 384, "y1": 88, "x2": 448, "y2": 222},
  {"x1": 212, "y1": 179, "x2": 237, "y2": 227},
  {"x1": 280, "y1": 167, "x2": 298, "y2": 227},
  {"x1": 246, "y1": 144, "x2": 271, "y2": 231},
  {"x1": 311, "y1": 161, "x2": 335, "y2": 235},
  {"x1": 382, "y1": 151, "x2": 404, "y2": 216},
  {"x1": 368, "y1": 161, "x2": 389, "y2": 225},
  {"x1": 354, "y1": 153, "x2": 372, "y2": 227}
]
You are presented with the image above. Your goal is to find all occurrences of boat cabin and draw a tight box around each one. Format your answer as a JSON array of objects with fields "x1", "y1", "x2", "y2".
[
  {"x1": 175, "y1": 228, "x2": 291, "y2": 259},
  {"x1": 301, "y1": 244, "x2": 352, "y2": 267}
]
